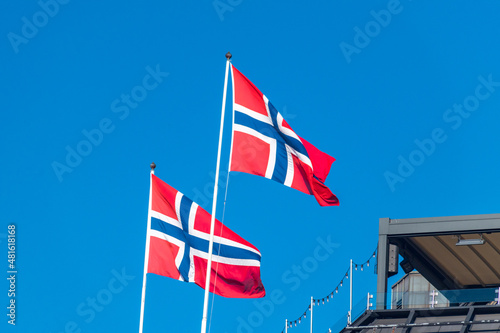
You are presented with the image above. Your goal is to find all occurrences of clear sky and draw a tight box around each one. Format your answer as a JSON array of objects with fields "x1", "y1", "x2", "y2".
[{"x1": 2, "y1": 1, "x2": 500, "y2": 332}]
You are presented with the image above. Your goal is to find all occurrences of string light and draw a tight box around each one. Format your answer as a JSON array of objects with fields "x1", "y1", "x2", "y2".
[
  {"x1": 281, "y1": 246, "x2": 377, "y2": 332},
  {"x1": 353, "y1": 248, "x2": 378, "y2": 276}
]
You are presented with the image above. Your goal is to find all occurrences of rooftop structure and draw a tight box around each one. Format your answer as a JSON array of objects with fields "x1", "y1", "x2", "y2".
[
  {"x1": 376, "y1": 214, "x2": 500, "y2": 310},
  {"x1": 341, "y1": 305, "x2": 500, "y2": 333},
  {"x1": 335, "y1": 213, "x2": 500, "y2": 333}
]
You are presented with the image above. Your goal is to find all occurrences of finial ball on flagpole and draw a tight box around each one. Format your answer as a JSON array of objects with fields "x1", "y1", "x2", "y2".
[
  {"x1": 226, "y1": 52, "x2": 232, "y2": 60},
  {"x1": 150, "y1": 162, "x2": 156, "y2": 170}
]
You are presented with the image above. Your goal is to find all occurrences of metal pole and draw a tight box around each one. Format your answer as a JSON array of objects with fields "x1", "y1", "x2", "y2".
[
  {"x1": 349, "y1": 259, "x2": 353, "y2": 325},
  {"x1": 200, "y1": 52, "x2": 232, "y2": 333},
  {"x1": 285, "y1": 319, "x2": 288, "y2": 333},
  {"x1": 430, "y1": 290, "x2": 438, "y2": 308},
  {"x1": 138, "y1": 164, "x2": 156, "y2": 333},
  {"x1": 310, "y1": 296, "x2": 314, "y2": 333}
]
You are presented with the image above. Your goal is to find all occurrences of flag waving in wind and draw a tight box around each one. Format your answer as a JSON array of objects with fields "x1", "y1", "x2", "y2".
[
  {"x1": 146, "y1": 174, "x2": 265, "y2": 298},
  {"x1": 229, "y1": 65, "x2": 339, "y2": 206}
]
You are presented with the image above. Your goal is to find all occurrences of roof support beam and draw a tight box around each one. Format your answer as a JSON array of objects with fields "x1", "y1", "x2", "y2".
[
  {"x1": 376, "y1": 218, "x2": 390, "y2": 310},
  {"x1": 460, "y1": 307, "x2": 475, "y2": 333},
  {"x1": 401, "y1": 309, "x2": 416, "y2": 333}
]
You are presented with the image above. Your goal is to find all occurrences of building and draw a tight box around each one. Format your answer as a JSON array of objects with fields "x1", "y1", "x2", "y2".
[
  {"x1": 339, "y1": 214, "x2": 500, "y2": 333},
  {"x1": 391, "y1": 271, "x2": 449, "y2": 309}
]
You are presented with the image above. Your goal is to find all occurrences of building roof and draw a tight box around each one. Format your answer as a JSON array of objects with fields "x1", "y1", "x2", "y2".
[
  {"x1": 376, "y1": 214, "x2": 500, "y2": 309},
  {"x1": 389, "y1": 214, "x2": 500, "y2": 289},
  {"x1": 341, "y1": 305, "x2": 500, "y2": 333}
]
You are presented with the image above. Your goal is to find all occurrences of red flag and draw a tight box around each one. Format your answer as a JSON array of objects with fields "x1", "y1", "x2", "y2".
[
  {"x1": 229, "y1": 65, "x2": 339, "y2": 206},
  {"x1": 147, "y1": 174, "x2": 265, "y2": 298}
]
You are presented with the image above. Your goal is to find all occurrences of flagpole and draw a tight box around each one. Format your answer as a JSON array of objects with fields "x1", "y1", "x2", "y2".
[
  {"x1": 200, "y1": 52, "x2": 232, "y2": 333},
  {"x1": 139, "y1": 162, "x2": 156, "y2": 333}
]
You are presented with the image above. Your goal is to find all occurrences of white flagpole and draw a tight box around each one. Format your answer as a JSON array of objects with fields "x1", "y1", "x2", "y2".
[
  {"x1": 200, "y1": 52, "x2": 232, "y2": 333},
  {"x1": 310, "y1": 296, "x2": 314, "y2": 333},
  {"x1": 139, "y1": 162, "x2": 156, "y2": 333},
  {"x1": 348, "y1": 259, "x2": 353, "y2": 325}
]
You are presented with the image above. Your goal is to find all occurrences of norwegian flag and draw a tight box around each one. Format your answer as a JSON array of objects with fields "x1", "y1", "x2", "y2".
[
  {"x1": 229, "y1": 65, "x2": 339, "y2": 206},
  {"x1": 147, "y1": 174, "x2": 265, "y2": 298}
]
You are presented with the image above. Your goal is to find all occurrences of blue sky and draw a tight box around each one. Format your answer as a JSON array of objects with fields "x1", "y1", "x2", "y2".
[{"x1": 2, "y1": 0, "x2": 500, "y2": 332}]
